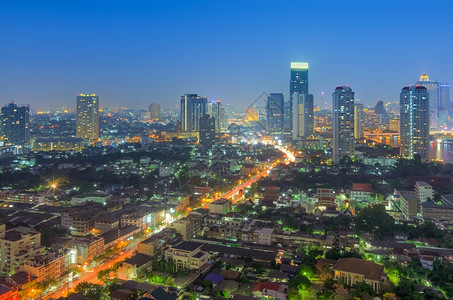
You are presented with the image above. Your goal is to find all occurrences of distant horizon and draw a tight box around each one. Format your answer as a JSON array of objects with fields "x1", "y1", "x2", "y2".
[{"x1": 1, "y1": 0, "x2": 452, "y2": 110}]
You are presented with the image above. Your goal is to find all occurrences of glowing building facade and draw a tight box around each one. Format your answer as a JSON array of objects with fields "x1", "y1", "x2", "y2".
[
  {"x1": 416, "y1": 74, "x2": 439, "y2": 128},
  {"x1": 180, "y1": 94, "x2": 207, "y2": 132},
  {"x1": 332, "y1": 86, "x2": 355, "y2": 163},
  {"x1": 354, "y1": 103, "x2": 364, "y2": 139},
  {"x1": 76, "y1": 94, "x2": 99, "y2": 141},
  {"x1": 292, "y1": 93, "x2": 314, "y2": 139},
  {"x1": 1, "y1": 102, "x2": 30, "y2": 145},
  {"x1": 289, "y1": 62, "x2": 309, "y2": 131},
  {"x1": 400, "y1": 86, "x2": 429, "y2": 160}
]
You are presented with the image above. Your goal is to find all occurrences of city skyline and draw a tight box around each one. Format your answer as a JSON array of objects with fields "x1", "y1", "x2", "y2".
[
  {"x1": 1, "y1": 0, "x2": 453, "y2": 110},
  {"x1": 2, "y1": 2, "x2": 453, "y2": 299}
]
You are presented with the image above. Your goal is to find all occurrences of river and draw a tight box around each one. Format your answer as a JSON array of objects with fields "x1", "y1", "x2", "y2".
[{"x1": 371, "y1": 136, "x2": 453, "y2": 164}]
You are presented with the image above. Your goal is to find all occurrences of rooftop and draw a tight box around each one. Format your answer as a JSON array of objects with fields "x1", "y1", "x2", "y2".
[
  {"x1": 204, "y1": 273, "x2": 224, "y2": 284},
  {"x1": 334, "y1": 257, "x2": 385, "y2": 281},
  {"x1": 351, "y1": 183, "x2": 372, "y2": 193},
  {"x1": 123, "y1": 253, "x2": 152, "y2": 268},
  {"x1": 400, "y1": 192, "x2": 418, "y2": 202},
  {"x1": 171, "y1": 241, "x2": 202, "y2": 252}
]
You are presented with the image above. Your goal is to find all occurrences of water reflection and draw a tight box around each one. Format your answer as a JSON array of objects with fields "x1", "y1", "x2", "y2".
[
  {"x1": 429, "y1": 141, "x2": 453, "y2": 164},
  {"x1": 369, "y1": 136, "x2": 453, "y2": 164}
]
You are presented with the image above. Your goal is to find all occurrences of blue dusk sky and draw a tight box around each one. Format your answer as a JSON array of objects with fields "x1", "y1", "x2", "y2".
[{"x1": 0, "y1": 0, "x2": 452, "y2": 111}]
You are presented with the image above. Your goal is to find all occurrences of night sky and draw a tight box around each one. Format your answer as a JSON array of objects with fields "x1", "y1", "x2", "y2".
[{"x1": 1, "y1": 0, "x2": 452, "y2": 110}]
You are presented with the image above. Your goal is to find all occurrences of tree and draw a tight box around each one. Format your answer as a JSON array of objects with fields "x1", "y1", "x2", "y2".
[
  {"x1": 290, "y1": 274, "x2": 311, "y2": 290},
  {"x1": 395, "y1": 278, "x2": 424, "y2": 300},
  {"x1": 351, "y1": 281, "x2": 375, "y2": 300},
  {"x1": 252, "y1": 262, "x2": 264, "y2": 274},
  {"x1": 97, "y1": 269, "x2": 111, "y2": 282},
  {"x1": 356, "y1": 204, "x2": 395, "y2": 239},
  {"x1": 325, "y1": 248, "x2": 342, "y2": 260},
  {"x1": 307, "y1": 248, "x2": 324, "y2": 259},
  {"x1": 319, "y1": 264, "x2": 333, "y2": 281},
  {"x1": 74, "y1": 282, "x2": 107, "y2": 300},
  {"x1": 382, "y1": 292, "x2": 397, "y2": 300}
]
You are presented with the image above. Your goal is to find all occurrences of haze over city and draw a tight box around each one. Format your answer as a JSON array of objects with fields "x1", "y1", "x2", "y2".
[{"x1": 1, "y1": 0, "x2": 453, "y2": 110}]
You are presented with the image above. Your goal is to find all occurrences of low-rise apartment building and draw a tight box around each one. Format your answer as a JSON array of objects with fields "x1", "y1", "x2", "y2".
[
  {"x1": 164, "y1": 241, "x2": 209, "y2": 271},
  {"x1": 120, "y1": 206, "x2": 165, "y2": 229},
  {"x1": 20, "y1": 252, "x2": 66, "y2": 283},
  {"x1": 415, "y1": 181, "x2": 433, "y2": 203},
  {"x1": 0, "y1": 225, "x2": 45, "y2": 275},
  {"x1": 400, "y1": 192, "x2": 419, "y2": 218},
  {"x1": 421, "y1": 202, "x2": 453, "y2": 221},
  {"x1": 208, "y1": 199, "x2": 231, "y2": 215},
  {"x1": 70, "y1": 236, "x2": 104, "y2": 266}
]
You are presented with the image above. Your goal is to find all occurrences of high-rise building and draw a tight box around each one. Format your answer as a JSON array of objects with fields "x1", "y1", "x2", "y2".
[
  {"x1": 374, "y1": 100, "x2": 389, "y2": 126},
  {"x1": 439, "y1": 83, "x2": 450, "y2": 127},
  {"x1": 220, "y1": 107, "x2": 228, "y2": 132},
  {"x1": 332, "y1": 86, "x2": 355, "y2": 163},
  {"x1": 180, "y1": 94, "x2": 207, "y2": 132},
  {"x1": 439, "y1": 83, "x2": 450, "y2": 109},
  {"x1": 289, "y1": 62, "x2": 309, "y2": 131},
  {"x1": 400, "y1": 86, "x2": 429, "y2": 160},
  {"x1": 374, "y1": 101, "x2": 385, "y2": 115},
  {"x1": 1, "y1": 102, "x2": 30, "y2": 145},
  {"x1": 76, "y1": 94, "x2": 99, "y2": 141},
  {"x1": 354, "y1": 103, "x2": 364, "y2": 139},
  {"x1": 207, "y1": 100, "x2": 224, "y2": 132},
  {"x1": 266, "y1": 93, "x2": 284, "y2": 133},
  {"x1": 290, "y1": 62, "x2": 309, "y2": 96},
  {"x1": 292, "y1": 93, "x2": 314, "y2": 139},
  {"x1": 199, "y1": 115, "x2": 216, "y2": 148},
  {"x1": 417, "y1": 74, "x2": 439, "y2": 128},
  {"x1": 149, "y1": 103, "x2": 161, "y2": 120}
]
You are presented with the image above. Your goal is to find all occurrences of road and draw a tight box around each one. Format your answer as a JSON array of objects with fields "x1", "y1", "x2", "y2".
[
  {"x1": 44, "y1": 141, "x2": 296, "y2": 299},
  {"x1": 45, "y1": 247, "x2": 136, "y2": 299},
  {"x1": 209, "y1": 142, "x2": 296, "y2": 205}
]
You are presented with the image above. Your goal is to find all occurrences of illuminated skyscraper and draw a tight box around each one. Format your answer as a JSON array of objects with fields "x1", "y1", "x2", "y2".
[
  {"x1": 1, "y1": 102, "x2": 30, "y2": 145},
  {"x1": 400, "y1": 86, "x2": 429, "y2": 160},
  {"x1": 416, "y1": 74, "x2": 439, "y2": 128},
  {"x1": 149, "y1": 103, "x2": 161, "y2": 120},
  {"x1": 289, "y1": 62, "x2": 309, "y2": 130},
  {"x1": 354, "y1": 103, "x2": 364, "y2": 139},
  {"x1": 207, "y1": 100, "x2": 224, "y2": 132},
  {"x1": 439, "y1": 83, "x2": 450, "y2": 127},
  {"x1": 220, "y1": 107, "x2": 228, "y2": 131},
  {"x1": 180, "y1": 94, "x2": 207, "y2": 132},
  {"x1": 76, "y1": 94, "x2": 99, "y2": 141},
  {"x1": 290, "y1": 62, "x2": 309, "y2": 96},
  {"x1": 266, "y1": 93, "x2": 284, "y2": 133},
  {"x1": 292, "y1": 93, "x2": 314, "y2": 139},
  {"x1": 332, "y1": 86, "x2": 355, "y2": 163}
]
